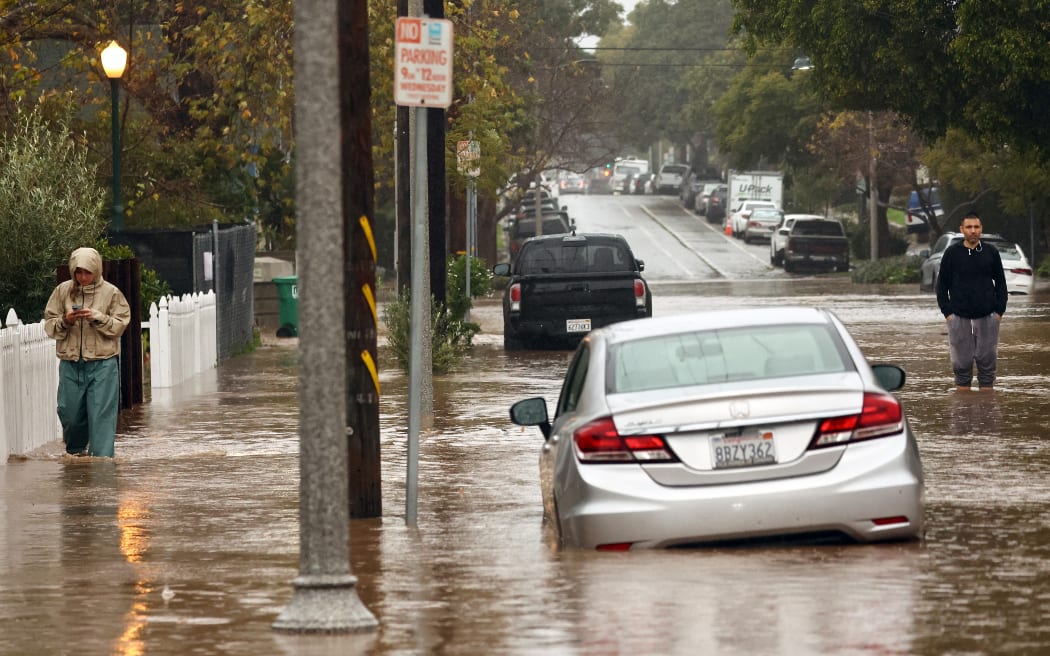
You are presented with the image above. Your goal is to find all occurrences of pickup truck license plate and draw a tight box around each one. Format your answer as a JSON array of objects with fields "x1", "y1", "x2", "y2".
[
  {"x1": 566, "y1": 318, "x2": 591, "y2": 333},
  {"x1": 711, "y1": 432, "x2": 776, "y2": 469}
]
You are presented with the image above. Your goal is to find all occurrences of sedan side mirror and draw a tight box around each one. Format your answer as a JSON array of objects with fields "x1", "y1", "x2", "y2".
[
  {"x1": 918, "y1": 249, "x2": 930, "y2": 259},
  {"x1": 871, "y1": 364, "x2": 906, "y2": 391},
  {"x1": 510, "y1": 397, "x2": 551, "y2": 439},
  {"x1": 636, "y1": 259, "x2": 645, "y2": 272},
  {"x1": 492, "y1": 262, "x2": 511, "y2": 276}
]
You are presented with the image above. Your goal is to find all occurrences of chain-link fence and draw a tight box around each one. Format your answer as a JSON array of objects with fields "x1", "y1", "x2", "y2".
[{"x1": 114, "y1": 221, "x2": 257, "y2": 360}]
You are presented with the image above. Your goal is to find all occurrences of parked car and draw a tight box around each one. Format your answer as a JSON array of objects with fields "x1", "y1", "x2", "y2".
[
  {"x1": 516, "y1": 197, "x2": 561, "y2": 214},
  {"x1": 918, "y1": 232, "x2": 1034, "y2": 295},
  {"x1": 741, "y1": 208, "x2": 784, "y2": 244},
  {"x1": 728, "y1": 200, "x2": 779, "y2": 237},
  {"x1": 906, "y1": 187, "x2": 941, "y2": 234},
  {"x1": 781, "y1": 217, "x2": 850, "y2": 273},
  {"x1": 704, "y1": 186, "x2": 728, "y2": 224},
  {"x1": 506, "y1": 212, "x2": 574, "y2": 260},
  {"x1": 492, "y1": 233, "x2": 651, "y2": 350},
  {"x1": 679, "y1": 173, "x2": 702, "y2": 207},
  {"x1": 694, "y1": 182, "x2": 725, "y2": 217},
  {"x1": 633, "y1": 172, "x2": 654, "y2": 195},
  {"x1": 509, "y1": 306, "x2": 925, "y2": 550},
  {"x1": 770, "y1": 214, "x2": 823, "y2": 267},
  {"x1": 586, "y1": 168, "x2": 614, "y2": 195},
  {"x1": 654, "y1": 164, "x2": 690, "y2": 195},
  {"x1": 558, "y1": 173, "x2": 587, "y2": 195}
]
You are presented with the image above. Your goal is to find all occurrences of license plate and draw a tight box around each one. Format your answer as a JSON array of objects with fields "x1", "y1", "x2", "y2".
[
  {"x1": 566, "y1": 318, "x2": 591, "y2": 333},
  {"x1": 711, "y1": 431, "x2": 776, "y2": 469}
]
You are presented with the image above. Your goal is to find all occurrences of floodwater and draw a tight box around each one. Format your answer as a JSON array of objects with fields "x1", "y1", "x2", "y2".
[{"x1": 2, "y1": 280, "x2": 1049, "y2": 655}]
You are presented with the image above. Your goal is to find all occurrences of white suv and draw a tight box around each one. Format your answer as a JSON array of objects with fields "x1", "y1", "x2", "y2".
[{"x1": 655, "y1": 164, "x2": 690, "y2": 195}]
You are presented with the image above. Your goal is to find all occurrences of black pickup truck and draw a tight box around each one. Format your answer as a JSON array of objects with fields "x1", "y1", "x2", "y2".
[
  {"x1": 781, "y1": 217, "x2": 850, "y2": 273},
  {"x1": 492, "y1": 233, "x2": 652, "y2": 350}
]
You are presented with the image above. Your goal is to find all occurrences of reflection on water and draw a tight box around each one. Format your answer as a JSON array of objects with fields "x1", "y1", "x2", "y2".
[{"x1": 2, "y1": 283, "x2": 1049, "y2": 655}]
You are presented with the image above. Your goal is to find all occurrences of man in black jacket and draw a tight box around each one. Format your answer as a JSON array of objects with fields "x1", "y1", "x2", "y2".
[{"x1": 936, "y1": 212, "x2": 1008, "y2": 391}]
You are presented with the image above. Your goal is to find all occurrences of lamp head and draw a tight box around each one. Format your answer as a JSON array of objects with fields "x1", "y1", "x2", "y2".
[{"x1": 101, "y1": 41, "x2": 128, "y2": 79}]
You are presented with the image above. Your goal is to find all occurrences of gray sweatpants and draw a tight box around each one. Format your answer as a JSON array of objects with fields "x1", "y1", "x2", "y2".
[{"x1": 947, "y1": 314, "x2": 1000, "y2": 388}]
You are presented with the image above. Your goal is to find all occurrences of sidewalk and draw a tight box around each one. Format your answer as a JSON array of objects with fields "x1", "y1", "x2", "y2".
[{"x1": 0, "y1": 296, "x2": 511, "y2": 656}]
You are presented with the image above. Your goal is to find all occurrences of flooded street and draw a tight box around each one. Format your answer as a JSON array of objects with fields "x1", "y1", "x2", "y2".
[{"x1": 3, "y1": 276, "x2": 1049, "y2": 655}]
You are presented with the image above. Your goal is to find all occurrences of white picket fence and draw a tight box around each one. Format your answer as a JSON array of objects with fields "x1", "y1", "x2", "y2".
[
  {"x1": 147, "y1": 291, "x2": 217, "y2": 389},
  {"x1": 0, "y1": 310, "x2": 61, "y2": 465},
  {"x1": 1, "y1": 292, "x2": 218, "y2": 463}
]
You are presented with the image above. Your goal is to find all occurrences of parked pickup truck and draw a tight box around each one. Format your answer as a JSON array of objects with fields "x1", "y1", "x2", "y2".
[
  {"x1": 780, "y1": 217, "x2": 850, "y2": 273},
  {"x1": 492, "y1": 233, "x2": 652, "y2": 350}
]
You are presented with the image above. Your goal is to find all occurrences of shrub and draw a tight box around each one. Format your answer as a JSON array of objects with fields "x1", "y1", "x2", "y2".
[
  {"x1": 1037, "y1": 257, "x2": 1050, "y2": 279},
  {"x1": 0, "y1": 105, "x2": 106, "y2": 321},
  {"x1": 445, "y1": 253, "x2": 492, "y2": 320},
  {"x1": 851, "y1": 255, "x2": 923, "y2": 284},
  {"x1": 383, "y1": 291, "x2": 479, "y2": 374}
]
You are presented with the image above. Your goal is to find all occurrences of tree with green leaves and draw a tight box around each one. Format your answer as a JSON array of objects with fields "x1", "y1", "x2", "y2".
[
  {"x1": 0, "y1": 105, "x2": 107, "y2": 321},
  {"x1": 730, "y1": 0, "x2": 1050, "y2": 158}
]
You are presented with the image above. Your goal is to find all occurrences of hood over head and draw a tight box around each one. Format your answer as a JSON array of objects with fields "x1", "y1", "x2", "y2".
[{"x1": 69, "y1": 247, "x2": 104, "y2": 286}]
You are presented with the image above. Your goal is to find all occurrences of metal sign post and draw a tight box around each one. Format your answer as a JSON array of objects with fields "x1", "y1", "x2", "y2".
[
  {"x1": 394, "y1": 16, "x2": 453, "y2": 526},
  {"x1": 457, "y1": 139, "x2": 480, "y2": 322}
]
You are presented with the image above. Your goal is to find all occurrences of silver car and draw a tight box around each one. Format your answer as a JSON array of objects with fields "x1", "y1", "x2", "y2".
[
  {"x1": 918, "y1": 232, "x2": 1034, "y2": 295},
  {"x1": 510, "y1": 307, "x2": 925, "y2": 550},
  {"x1": 742, "y1": 208, "x2": 784, "y2": 244}
]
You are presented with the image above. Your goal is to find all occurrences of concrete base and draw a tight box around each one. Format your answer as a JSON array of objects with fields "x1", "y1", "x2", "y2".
[{"x1": 272, "y1": 574, "x2": 378, "y2": 633}]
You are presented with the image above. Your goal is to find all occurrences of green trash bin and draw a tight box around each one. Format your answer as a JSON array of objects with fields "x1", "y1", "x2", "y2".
[{"x1": 272, "y1": 275, "x2": 299, "y2": 337}]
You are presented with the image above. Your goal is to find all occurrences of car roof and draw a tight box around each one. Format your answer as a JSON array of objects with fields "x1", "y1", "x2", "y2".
[
  {"x1": 521, "y1": 232, "x2": 626, "y2": 246},
  {"x1": 942, "y1": 232, "x2": 1005, "y2": 241},
  {"x1": 784, "y1": 213, "x2": 827, "y2": 220},
  {"x1": 592, "y1": 307, "x2": 835, "y2": 346}
]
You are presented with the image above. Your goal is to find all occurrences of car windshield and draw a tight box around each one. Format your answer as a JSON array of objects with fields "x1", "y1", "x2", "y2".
[
  {"x1": 662, "y1": 166, "x2": 688, "y2": 174},
  {"x1": 794, "y1": 220, "x2": 844, "y2": 236},
  {"x1": 608, "y1": 324, "x2": 851, "y2": 393},
  {"x1": 517, "y1": 239, "x2": 634, "y2": 274},
  {"x1": 995, "y1": 242, "x2": 1022, "y2": 259},
  {"x1": 751, "y1": 210, "x2": 783, "y2": 222}
]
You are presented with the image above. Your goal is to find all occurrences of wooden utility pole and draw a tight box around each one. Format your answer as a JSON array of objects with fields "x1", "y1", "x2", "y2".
[
  {"x1": 396, "y1": 0, "x2": 411, "y2": 291},
  {"x1": 425, "y1": 0, "x2": 447, "y2": 304},
  {"x1": 339, "y1": 0, "x2": 381, "y2": 518}
]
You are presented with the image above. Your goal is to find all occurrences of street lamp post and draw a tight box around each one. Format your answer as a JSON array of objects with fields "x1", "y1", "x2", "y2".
[{"x1": 101, "y1": 41, "x2": 127, "y2": 233}]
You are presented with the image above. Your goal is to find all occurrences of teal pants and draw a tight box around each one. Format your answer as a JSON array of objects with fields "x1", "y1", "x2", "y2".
[{"x1": 57, "y1": 357, "x2": 119, "y2": 457}]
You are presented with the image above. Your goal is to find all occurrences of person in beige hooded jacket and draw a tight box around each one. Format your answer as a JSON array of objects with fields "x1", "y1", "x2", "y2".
[{"x1": 43, "y1": 247, "x2": 131, "y2": 457}]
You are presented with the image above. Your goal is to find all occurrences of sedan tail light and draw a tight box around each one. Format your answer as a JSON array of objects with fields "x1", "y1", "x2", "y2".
[
  {"x1": 508, "y1": 283, "x2": 521, "y2": 312},
  {"x1": 1008, "y1": 267, "x2": 1033, "y2": 275},
  {"x1": 809, "y1": 392, "x2": 903, "y2": 448},
  {"x1": 634, "y1": 280, "x2": 647, "y2": 308},
  {"x1": 573, "y1": 417, "x2": 678, "y2": 463}
]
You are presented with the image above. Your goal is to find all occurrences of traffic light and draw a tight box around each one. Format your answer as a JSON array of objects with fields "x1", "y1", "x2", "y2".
[{"x1": 604, "y1": 161, "x2": 614, "y2": 170}]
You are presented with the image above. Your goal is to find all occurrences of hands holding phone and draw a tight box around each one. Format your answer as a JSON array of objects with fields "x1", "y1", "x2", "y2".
[{"x1": 66, "y1": 305, "x2": 92, "y2": 324}]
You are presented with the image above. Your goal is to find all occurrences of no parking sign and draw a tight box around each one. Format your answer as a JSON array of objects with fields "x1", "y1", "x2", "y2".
[{"x1": 394, "y1": 17, "x2": 453, "y2": 108}]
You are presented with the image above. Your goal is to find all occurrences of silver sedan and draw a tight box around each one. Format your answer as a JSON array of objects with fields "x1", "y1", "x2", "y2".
[{"x1": 510, "y1": 307, "x2": 925, "y2": 550}]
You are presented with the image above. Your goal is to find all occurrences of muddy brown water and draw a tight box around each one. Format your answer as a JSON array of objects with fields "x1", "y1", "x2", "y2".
[{"x1": 1, "y1": 280, "x2": 1048, "y2": 655}]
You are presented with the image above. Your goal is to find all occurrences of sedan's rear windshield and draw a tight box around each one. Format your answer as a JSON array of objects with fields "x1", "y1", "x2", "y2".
[
  {"x1": 609, "y1": 324, "x2": 851, "y2": 393},
  {"x1": 517, "y1": 239, "x2": 634, "y2": 274}
]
